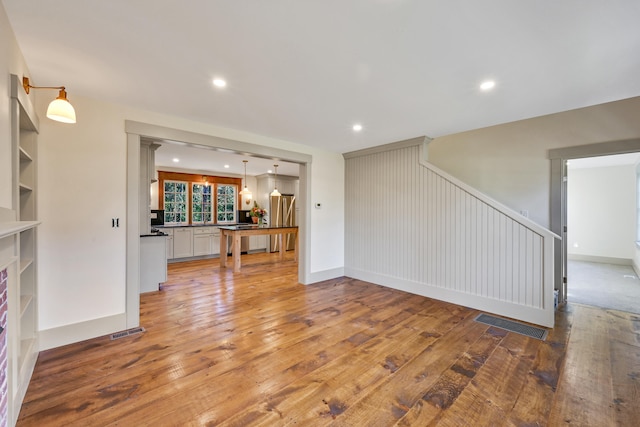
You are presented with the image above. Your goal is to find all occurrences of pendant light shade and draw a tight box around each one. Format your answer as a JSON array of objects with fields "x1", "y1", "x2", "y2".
[
  {"x1": 23, "y1": 77, "x2": 77, "y2": 124},
  {"x1": 239, "y1": 160, "x2": 252, "y2": 200},
  {"x1": 270, "y1": 164, "x2": 281, "y2": 197}
]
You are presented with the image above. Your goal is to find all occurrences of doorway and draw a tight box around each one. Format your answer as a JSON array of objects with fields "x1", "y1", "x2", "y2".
[
  {"x1": 549, "y1": 138, "x2": 640, "y2": 306},
  {"x1": 124, "y1": 121, "x2": 313, "y2": 329},
  {"x1": 566, "y1": 153, "x2": 640, "y2": 313}
]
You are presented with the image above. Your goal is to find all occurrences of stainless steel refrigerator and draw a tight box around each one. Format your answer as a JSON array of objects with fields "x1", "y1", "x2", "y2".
[{"x1": 270, "y1": 194, "x2": 296, "y2": 252}]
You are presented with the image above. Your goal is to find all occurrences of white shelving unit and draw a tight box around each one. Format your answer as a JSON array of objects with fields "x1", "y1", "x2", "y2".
[{"x1": 5, "y1": 74, "x2": 41, "y2": 426}]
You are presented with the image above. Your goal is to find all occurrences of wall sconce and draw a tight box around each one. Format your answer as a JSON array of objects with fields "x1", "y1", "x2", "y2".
[{"x1": 22, "y1": 76, "x2": 77, "y2": 124}]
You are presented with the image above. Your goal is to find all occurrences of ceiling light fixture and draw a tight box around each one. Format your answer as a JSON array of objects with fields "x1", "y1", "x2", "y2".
[
  {"x1": 239, "y1": 160, "x2": 253, "y2": 202},
  {"x1": 353, "y1": 123, "x2": 363, "y2": 132},
  {"x1": 270, "y1": 164, "x2": 281, "y2": 197},
  {"x1": 22, "y1": 76, "x2": 76, "y2": 123},
  {"x1": 213, "y1": 78, "x2": 227, "y2": 88},
  {"x1": 172, "y1": 158, "x2": 180, "y2": 163},
  {"x1": 480, "y1": 80, "x2": 496, "y2": 91}
]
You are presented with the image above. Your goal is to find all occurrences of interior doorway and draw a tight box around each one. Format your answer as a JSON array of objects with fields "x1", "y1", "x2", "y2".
[
  {"x1": 566, "y1": 153, "x2": 640, "y2": 313},
  {"x1": 124, "y1": 121, "x2": 313, "y2": 329},
  {"x1": 549, "y1": 139, "x2": 640, "y2": 307}
]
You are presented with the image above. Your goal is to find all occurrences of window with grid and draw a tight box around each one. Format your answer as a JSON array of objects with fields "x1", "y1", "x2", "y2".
[
  {"x1": 216, "y1": 184, "x2": 236, "y2": 223},
  {"x1": 192, "y1": 183, "x2": 213, "y2": 224},
  {"x1": 164, "y1": 180, "x2": 188, "y2": 225}
]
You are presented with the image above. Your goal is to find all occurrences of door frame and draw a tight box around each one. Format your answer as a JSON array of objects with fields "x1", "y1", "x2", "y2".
[
  {"x1": 549, "y1": 138, "x2": 640, "y2": 305},
  {"x1": 124, "y1": 121, "x2": 312, "y2": 328}
]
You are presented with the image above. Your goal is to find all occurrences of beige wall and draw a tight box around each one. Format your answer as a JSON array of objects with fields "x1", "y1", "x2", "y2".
[{"x1": 428, "y1": 96, "x2": 640, "y2": 228}]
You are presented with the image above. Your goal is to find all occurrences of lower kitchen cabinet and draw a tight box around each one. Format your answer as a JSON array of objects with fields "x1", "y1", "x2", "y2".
[
  {"x1": 249, "y1": 235, "x2": 268, "y2": 251},
  {"x1": 173, "y1": 227, "x2": 194, "y2": 258},
  {"x1": 165, "y1": 229, "x2": 174, "y2": 259},
  {"x1": 193, "y1": 227, "x2": 220, "y2": 256}
]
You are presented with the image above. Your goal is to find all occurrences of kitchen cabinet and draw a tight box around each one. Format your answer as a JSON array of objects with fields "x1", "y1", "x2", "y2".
[
  {"x1": 249, "y1": 235, "x2": 268, "y2": 251},
  {"x1": 173, "y1": 227, "x2": 194, "y2": 258},
  {"x1": 139, "y1": 141, "x2": 160, "y2": 235},
  {"x1": 140, "y1": 235, "x2": 167, "y2": 293},
  {"x1": 193, "y1": 227, "x2": 220, "y2": 256},
  {"x1": 164, "y1": 229, "x2": 174, "y2": 259}
]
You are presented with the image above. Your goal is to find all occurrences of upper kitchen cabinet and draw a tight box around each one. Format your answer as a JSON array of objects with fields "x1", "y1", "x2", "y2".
[{"x1": 256, "y1": 174, "x2": 299, "y2": 211}]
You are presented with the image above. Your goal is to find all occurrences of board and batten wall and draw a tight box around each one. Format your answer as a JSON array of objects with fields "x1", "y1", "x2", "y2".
[{"x1": 344, "y1": 137, "x2": 558, "y2": 327}]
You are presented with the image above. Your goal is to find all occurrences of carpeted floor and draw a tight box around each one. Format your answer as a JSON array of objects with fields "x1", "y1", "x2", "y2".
[{"x1": 567, "y1": 260, "x2": 640, "y2": 314}]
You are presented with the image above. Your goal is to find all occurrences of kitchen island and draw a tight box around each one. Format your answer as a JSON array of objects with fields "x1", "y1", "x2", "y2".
[{"x1": 219, "y1": 225, "x2": 298, "y2": 272}]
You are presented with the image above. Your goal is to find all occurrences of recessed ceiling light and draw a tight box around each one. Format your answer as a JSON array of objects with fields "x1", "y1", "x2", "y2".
[
  {"x1": 352, "y1": 124, "x2": 363, "y2": 132},
  {"x1": 213, "y1": 78, "x2": 227, "y2": 88},
  {"x1": 172, "y1": 158, "x2": 180, "y2": 163},
  {"x1": 267, "y1": 169, "x2": 273, "y2": 174},
  {"x1": 224, "y1": 164, "x2": 230, "y2": 169},
  {"x1": 480, "y1": 80, "x2": 496, "y2": 91}
]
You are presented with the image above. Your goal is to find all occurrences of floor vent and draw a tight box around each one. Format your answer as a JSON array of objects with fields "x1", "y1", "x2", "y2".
[
  {"x1": 474, "y1": 314, "x2": 548, "y2": 340},
  {"x1": 110, "y1": 327, "x2": 145, "y2": 341}
]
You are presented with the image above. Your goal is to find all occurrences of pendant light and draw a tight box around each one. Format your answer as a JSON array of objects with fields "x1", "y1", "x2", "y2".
[
  {"x1": 23, "y1": 77, "x2": 77, "y2": 123},
  {"x1": 270, "y1": 164, "x2": 281, "y2": 197},
  {"x1": 239, "y1": 160, "x2": 252, "y2": 201}
]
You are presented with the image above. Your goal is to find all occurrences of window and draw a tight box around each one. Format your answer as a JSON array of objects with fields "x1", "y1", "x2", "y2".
[
  {"x1": 158, "y1": 171, "x2": 241, "y2": 225},
  {"x1": 164, "y1": 180, "x2": 188, "y2": 225},
  {"x1": 192, "y1": 183, "x2": 213, "y2": 224},
  {"x1": 217, "y1": 184, "x2": 236, "y2": 223}
]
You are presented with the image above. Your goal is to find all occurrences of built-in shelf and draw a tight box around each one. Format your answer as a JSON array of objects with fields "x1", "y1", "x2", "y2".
[
  {"x1": 19, "y1": 258, "x2": 33, "y2": 273},
  {"x1": 0, "y1": 221, "x2": 40, "y2": 239},
  {"x1": 9, "y1": 73, "x2": 41, "y2": 427},
  {"x1": 19, "y1": 338, "x2": 35, "y2": 366},
  {"x1": 19, "y1": 183, "x2": 33, "y2": 193},
  {"x1": 20, "y1": 295, "x2": 33, "y2": 317},
  {"x1": 19, "y1": 146, "x2": 33, "y2": 162}
]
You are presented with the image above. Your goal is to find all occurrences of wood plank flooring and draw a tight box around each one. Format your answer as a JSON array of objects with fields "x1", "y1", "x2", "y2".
[{"x1": 16, "y1": 252, "x2": 640, "y2": 426}]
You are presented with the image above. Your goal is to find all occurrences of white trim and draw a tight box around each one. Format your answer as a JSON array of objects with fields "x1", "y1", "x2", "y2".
[
  {"x1": 39, "y1": 313, "x2": 127, "y2": 350},
  {"x1": 345, "y1": 268, "x2": 554, "y2": 328},
  {"x1": 568, "y1": 254, "x2": 633, "y2": 265},
  {"x1": 126, "y1": 134, "x2": 141, "y2": 329},
  {"x1": 305, "y1": 267, "x2": 345, "y2": 285}
]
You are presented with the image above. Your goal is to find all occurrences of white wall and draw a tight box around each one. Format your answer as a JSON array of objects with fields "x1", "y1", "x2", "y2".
[
  {"x1": 35, "y1": 93, "x2": 344, "y2": 336},
  {"x1": 567, "y1": 165, "x2": 636, "y2": 261},
  {"x1": 0, "y1": 5, "x2": 31, "y2": 208},
  {"x1": 428, "y1": 97, "x2": 640, "y2": 229}
]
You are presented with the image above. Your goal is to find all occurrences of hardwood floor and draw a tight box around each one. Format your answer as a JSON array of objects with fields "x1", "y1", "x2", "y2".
[{"x1": 17, "y1": 253, "x2": 640, "y2": 426}]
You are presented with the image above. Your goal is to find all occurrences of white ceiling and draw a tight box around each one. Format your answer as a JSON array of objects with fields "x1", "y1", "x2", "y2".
[
  {"x1": 4, "y1": 0, "x2": 640, "y2": 158},
  {"x1": 154, "y1": 141, "x2": 300, "y2": 177}
]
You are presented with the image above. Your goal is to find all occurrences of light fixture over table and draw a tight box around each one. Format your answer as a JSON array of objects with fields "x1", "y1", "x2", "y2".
[
  {"x1": 270, "y1": 164, "x2": 281, "y2": 197},
  {"x1": 239, "y1": 160, "x2": 252, "y2": 204},
  {"x1": 22, "y1": 76, "x2": 76, "y2": 123}
]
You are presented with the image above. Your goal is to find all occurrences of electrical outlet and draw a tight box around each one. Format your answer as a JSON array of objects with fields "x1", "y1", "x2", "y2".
[{"x1": 520, "y1": 210, "x2": 529, "y2": 218}]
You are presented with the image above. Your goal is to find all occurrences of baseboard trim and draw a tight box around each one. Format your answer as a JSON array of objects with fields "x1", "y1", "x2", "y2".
[
  {"x1": 344, "y1": 268, "x2": 554, "y2": 328},
  {"x1": 567, "y1": 254, "x2": 632, "y2": 265},
  {"x1": 39, "y1": 313, "x2": 127, "y2": 350},
  {"x1": 304, "y1": 267, "x2": 345, "y2": 285}
]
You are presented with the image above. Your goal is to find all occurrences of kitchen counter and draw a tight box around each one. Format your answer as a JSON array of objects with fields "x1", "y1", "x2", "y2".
[
  {"x1": 141, "y1": 230, "x2": 168, "y2": 237},
  {"x1": 219, "y1": 225, "x2": 298, "y2": 272},
  {"x1": 156, "y1": 223, "x2": 243, "y2": 228}
]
